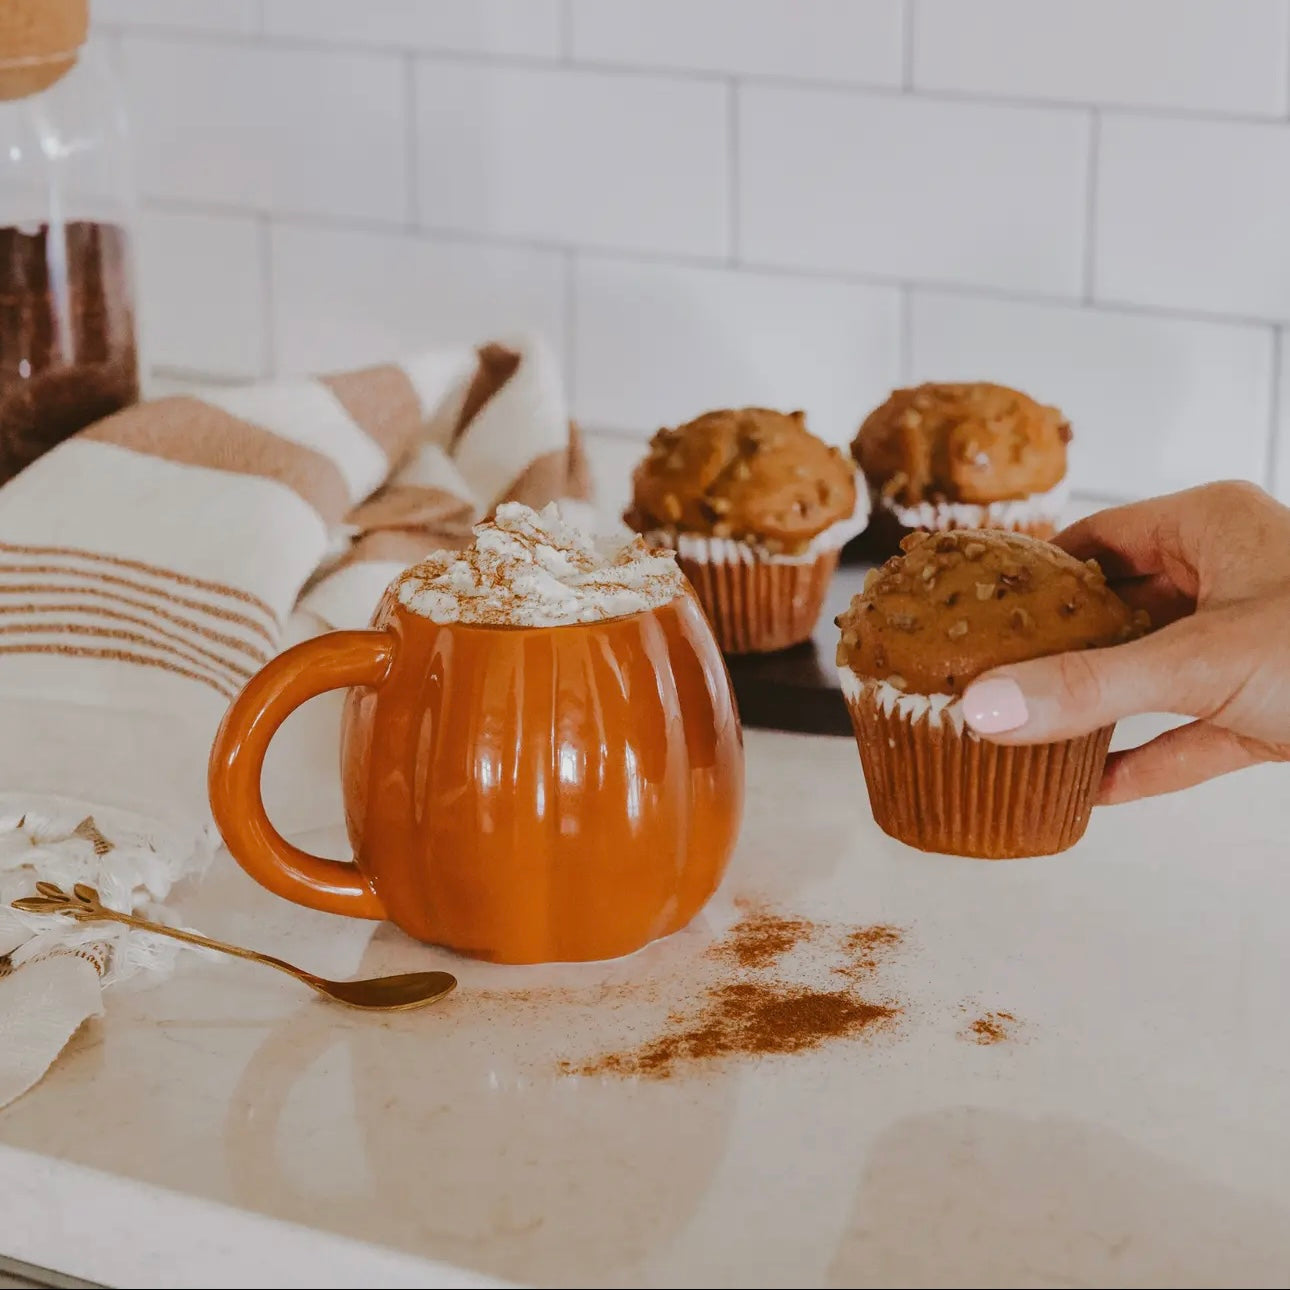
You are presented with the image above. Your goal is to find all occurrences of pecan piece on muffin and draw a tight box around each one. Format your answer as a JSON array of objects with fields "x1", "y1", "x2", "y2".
[{"x1": 836, "y1": 528, "x2": 1149, "y2": 859}]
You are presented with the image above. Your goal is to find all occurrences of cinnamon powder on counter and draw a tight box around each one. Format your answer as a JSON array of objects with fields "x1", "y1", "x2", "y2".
[
  {"x1": 562, "y1": 904, "x2": 906, "y2": 1080},
  {"x1": 963, "y1": 1009, "x2": 1018, "y2": 1045},
  {"x1": 706, "y1": 906, "x2": 815, "y2": 970},
  {"x1": 837, "y1": 924, "x2": 903, "y2": 978}
]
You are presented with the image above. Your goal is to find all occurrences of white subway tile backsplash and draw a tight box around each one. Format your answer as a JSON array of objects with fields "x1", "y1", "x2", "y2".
[
  {"x1": 909, "y1": 292, "x2": 1274, "y2": 497},
  {"x1": 573, "y1": 255, "x2": 901, "y2": 445},
  {"x1": 1096, "y1": 115, "x2": 1290, "y2": 321},
  {"x1": 738, "y1": 86, "x2": 1090, "y2": 296},
  {"x1": 580, "y1": 429, "x2": 645, "y2": 529},
  {"x1": 94, "y1": 1, "x2": 1290, "y2": 506},
  {"x1": 263, "y1": 0, "x2": 562, "y2": 58},
  {"x1": 915, "y1": 0, "x2": 1290, "y2": 117},
  {"x1": 94, "y1": 0, "x2": 261, "y2": 34},
  {"x1": 414, "y1": 62, "x2": 728, "y2": 257},
  {"x1": 137, "y1": 209, "x2": 266, "y2": 378},
  {"x1": 569, "y1": 0, "x2": 903, "y2": 86},
  {"x1": 270, "y1": 223, "x2": 566, "y2": 374},
  {"x1": 120, "y1": 36, "x2": 407, "y2": 221}
]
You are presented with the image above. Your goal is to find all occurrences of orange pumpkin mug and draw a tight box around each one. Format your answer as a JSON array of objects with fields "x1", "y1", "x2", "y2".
[{"x1": 208, "y1": 588, "x2": 745, "y2": 964}]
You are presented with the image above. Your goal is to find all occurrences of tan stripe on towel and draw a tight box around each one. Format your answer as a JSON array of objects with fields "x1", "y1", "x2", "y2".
[
  {"x1": 82, "y1": 396, "x2": 351, "y2": 523},
  {"x1": 339, "y1": 529, "x2": 469, "y2": 568},
  {"x1": 0, "y1": 643, "x2": 236, "y2": 699},
  {"x1": 0, "y1": 564, "x2": 276, "y2": 646},
  {"x1": 0, "y1": 584, "x2": 269, "y2": 664},
  {"x1": 0, "y1": 539, "x2": 278, "y2": 626},
  {"x1": 0, "y1": 605, "x2": 255, "y2": 681},
  {"x1": 346, "y1": 484, "x2": 475, "y2": 535},
  {"x1": 0, "y1": 621, "x2": 249, "y2": 689},
  {"x1": 452, "y1": 344, "x2": 521, "y2": 446},
  {"x1": 494, "y1": 422, "x2": 594, "y2": 510},
  {"x1": 321, "y1": 365, "x2": 426, "y2": 468}
]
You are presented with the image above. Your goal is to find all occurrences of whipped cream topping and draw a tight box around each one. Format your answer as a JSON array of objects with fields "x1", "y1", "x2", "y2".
[{"x1": 394, "y1": 502, "x2": 687, "y2": 627}]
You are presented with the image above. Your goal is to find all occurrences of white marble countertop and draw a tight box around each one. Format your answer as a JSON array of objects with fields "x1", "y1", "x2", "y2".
[{"x1": 2, "y1": 695, "x2": 1289, "y2": 1288}]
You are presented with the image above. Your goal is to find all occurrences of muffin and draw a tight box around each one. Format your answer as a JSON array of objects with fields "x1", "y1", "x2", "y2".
[
  {"x1": 835, "y1": 529, "x2": 1149, "y2": 858},
  {"x1": 625, "y1": 407, "x2": 864, "y2": 654},
  {"x1": 852, "y1": 382, "x2": 1070, "y2": 555}
]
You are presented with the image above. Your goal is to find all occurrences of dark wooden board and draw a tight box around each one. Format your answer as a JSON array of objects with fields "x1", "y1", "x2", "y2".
[{"x1": 725, "y1": 561, "x2": 872, "y2": 737}]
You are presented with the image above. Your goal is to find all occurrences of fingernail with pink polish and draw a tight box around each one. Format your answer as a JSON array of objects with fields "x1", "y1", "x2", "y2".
[{"x1": 963, "y1": 677, "x2": 1028, "y2": 734}]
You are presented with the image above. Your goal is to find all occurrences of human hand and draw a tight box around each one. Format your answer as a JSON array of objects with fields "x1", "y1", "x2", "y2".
[{"x1": 960, "y1": 481, "x2": 1290, "y2": 804}]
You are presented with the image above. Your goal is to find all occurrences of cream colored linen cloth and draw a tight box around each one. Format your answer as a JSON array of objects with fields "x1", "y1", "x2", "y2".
[{"x1": 0, "y1": 336, "x2": 590, "y2": 1107}]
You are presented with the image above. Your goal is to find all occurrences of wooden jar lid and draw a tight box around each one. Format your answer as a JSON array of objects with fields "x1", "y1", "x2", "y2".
[{"x1": 0, "y1": 0, "x2": 90, "y2": 102}]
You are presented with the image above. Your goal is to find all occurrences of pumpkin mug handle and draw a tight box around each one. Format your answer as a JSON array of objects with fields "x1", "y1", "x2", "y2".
[{"x1": 208, "y1": 630, "x2": 394, "y2": 920}]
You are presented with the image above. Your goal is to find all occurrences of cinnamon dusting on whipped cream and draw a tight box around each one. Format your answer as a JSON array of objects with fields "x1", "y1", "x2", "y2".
[{"x1": 394, "y1": 502, "x2": 686, "y2": 627}]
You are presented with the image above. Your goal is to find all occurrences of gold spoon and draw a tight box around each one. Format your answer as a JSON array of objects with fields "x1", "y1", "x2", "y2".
[{"x1": 11, "y1": 882, "x2": 457, "y2": 1012}]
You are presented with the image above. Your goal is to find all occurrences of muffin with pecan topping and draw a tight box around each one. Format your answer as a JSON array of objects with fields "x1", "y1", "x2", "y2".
[
  {"x1": 853, "y1": 382, "x2": 1071, "y2": 554},
  {"x1": 836, "y1": 528, "x2": 1149, "y2": 858},
  {"x1": 625, "y1": 407, "x2": 863, "y2": 653}
]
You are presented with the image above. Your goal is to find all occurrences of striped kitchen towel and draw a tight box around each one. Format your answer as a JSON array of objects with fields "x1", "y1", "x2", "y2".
[{"x1": 0, "y1": 334, "x2": 589, "y2": 1107}]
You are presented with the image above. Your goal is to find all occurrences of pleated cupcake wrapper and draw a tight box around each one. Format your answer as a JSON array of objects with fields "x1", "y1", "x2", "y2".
[
  {"x1": 678, "y1": 544, "x2": 840, "y2": 654},
  {"x1": 876, "y1": 477, "x2": 1068, "y2": 533},
  {"x1": 843, "y1": 680, "x2": 1113, "y2": 859}
]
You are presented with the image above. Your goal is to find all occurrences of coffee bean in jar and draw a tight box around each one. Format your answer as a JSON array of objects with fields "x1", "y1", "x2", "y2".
[{"x1": 0, "y1": 220, "x2": 140, "y2": 485}]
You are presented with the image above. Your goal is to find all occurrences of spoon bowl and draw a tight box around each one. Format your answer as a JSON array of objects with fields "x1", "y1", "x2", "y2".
[{"x1": 308, "y1": 969, "x2": 458, "y2": 1011}]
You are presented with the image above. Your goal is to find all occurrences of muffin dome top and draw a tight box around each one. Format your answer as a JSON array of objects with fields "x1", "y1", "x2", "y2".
[
  {"x1": 625, "y1": 407, "x2": 857, "y2": 552},
  {"x1": 853, "y1": 382, "x2": 1070, "y2": 508},
  {"x1": 836, "y1": 528, "x2": 1147, "y2": 697}
]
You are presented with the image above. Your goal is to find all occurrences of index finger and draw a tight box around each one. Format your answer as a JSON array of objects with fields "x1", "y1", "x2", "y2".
[{"x1": 1053, "y1": 489, "x2": 1195, "y2": 581}]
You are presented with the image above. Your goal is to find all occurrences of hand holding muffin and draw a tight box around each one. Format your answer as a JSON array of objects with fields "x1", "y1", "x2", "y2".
[
  {"x1": 626, "y1": 407, "x2": 863, "y2": 653},
  {"x1": 961, "y1": 481, "x2": 1290, "y2": 804},
  {"x1": 836, "y1": 528, "x2": 1148, "y2": 858}
]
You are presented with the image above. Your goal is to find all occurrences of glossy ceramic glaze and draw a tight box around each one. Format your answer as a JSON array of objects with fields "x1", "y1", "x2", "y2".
[{"x1": 208, "y1": 591, "x2": 744, "y2": 963}]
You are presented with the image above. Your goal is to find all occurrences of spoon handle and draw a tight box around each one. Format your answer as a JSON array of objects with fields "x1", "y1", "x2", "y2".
[
  {"x1": 88, "y1": 907, "x2": 317, "y2": 984},
  {"x1": 12, "y1": 883, "x2": 318, "y2": 988}
]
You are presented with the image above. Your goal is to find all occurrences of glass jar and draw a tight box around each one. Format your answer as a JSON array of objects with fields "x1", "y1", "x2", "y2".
[{"x1": 0, "y1": 36, "x2": 140, "y2": 485}]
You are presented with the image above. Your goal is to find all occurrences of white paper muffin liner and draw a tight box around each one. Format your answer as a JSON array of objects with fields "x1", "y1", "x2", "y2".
[{"x1": 874, "y1": 477, "x2": 1069, "y2": 537}]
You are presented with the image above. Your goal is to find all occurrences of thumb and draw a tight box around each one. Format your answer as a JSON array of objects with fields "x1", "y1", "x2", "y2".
[{"x1": 960, "y1": 618, "x2": 1222, "y2": 743}]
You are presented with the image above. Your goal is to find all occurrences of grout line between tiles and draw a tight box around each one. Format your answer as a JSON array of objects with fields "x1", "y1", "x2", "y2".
[
  {"x1": 257, "y1": 215, "x2": 275, "y2": 377},
  {"x1": 560, "y1": 0, "x2": 575, "y2": 61},
  {"x1": 150, "y1": 364, "x2": 256, "y2": 388},
  {"x1": 1082, "y1": 109, "x2": 1101, "y2": 303},
  {"x1": 898, "y1": 286, "x2": 914, "y2": 383},
  {"x1": 726, "y1": 79, "x2": 740, "y2": 265},
  {"x1": 1285, "y1": 1, "x2": 1290, "y2": 120},
  {"x1": 563, "y1": 250, "x2": 579, "y2": 408},
  {"x1": 901, "y1": 0, "x2": 916, "y2": 90},
  {"x1": 404, "y1": 52, "x2": 419, "y2": 229},
  {"x1": 1265, "y1": 327, "x2": 1283, "y2": 493},
  {"x1": 1066, "y1": 488, "x2": 1140, "y2": 509}
]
